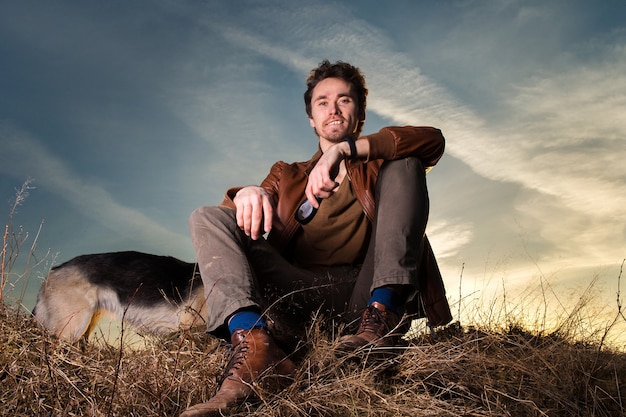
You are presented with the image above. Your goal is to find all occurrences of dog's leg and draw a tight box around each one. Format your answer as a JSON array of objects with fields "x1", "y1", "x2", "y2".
[
  {"x1": 177, "y1": 286, "x2": 209, "y2": 330},
  {"x1": 83, "y1": 309, "x2": 104, "y2": 339},
  {"x1": 34, "y1": 266, "x2": 100, "y2": 343}
]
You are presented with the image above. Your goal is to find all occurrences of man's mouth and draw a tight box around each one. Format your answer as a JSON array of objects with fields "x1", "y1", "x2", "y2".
[{"x1": 326, "y1": 120, "x2": 343, "y2": 126}]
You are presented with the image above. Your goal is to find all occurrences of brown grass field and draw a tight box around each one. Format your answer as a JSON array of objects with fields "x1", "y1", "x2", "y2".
[
  {"x1": 1, "y1": 297, "x2": 625, "y2": 417},
  {"x1": 2, "y1": 183, "x2": 625, "y2": 416}
]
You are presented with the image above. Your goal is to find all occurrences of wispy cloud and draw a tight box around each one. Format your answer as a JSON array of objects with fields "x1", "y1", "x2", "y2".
[
  {"x1": 502, "y1": 45, "x2": 626, "y2": 214},
  {"x1": 427, "y1": 220, "x2": 474, "y2": 260},
  {"x1": 1, "y1": 0, "x2": 623, "y2": 289},
  {"x1": 208, "y1": 1, "x2": 626, "y2": 274},
  {"x1": 0, "y1": 123, "x2": 190, "y2": 252}
]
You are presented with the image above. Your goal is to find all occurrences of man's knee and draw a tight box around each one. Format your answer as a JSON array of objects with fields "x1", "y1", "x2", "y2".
[
  {"x1": 380, "y1": 157, "x2": 425, "y2": 177},
  {"x1": 189, "y1": 205, "x2": 237, "y2": 231},
  {"x1": 377, "y1": 157, "x2": 428, "y2": 195}
]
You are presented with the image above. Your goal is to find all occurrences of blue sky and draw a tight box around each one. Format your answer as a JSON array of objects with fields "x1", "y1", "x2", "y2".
[{"x1": 1, "y1": 0, "x2": 625, "y2": 332}]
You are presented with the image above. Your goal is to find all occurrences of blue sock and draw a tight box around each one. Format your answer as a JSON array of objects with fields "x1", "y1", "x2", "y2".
[
  {"x1": 368, "y1": 286, "x2": 406, "y2": 314},
  {"x1": 227, "y1": 310, "x2": 268, "y2": 334}
]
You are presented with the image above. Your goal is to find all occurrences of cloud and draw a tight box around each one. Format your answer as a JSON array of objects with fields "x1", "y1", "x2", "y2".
[
  {"x1": 2, "y1": 0, "x2": 623, "y2": 288},
  {"x1": 0, "y1": 123, "x2": 190, "y2": 251},
  {"x1": 427, "y1": 220, "x2": 474, "y2": 260},
  {"x1": 501, "y1": 44, "x2": 626, "y2": 216},
  {"x1": 207, "y1": 2, "x2": 625, "y2": 261}
]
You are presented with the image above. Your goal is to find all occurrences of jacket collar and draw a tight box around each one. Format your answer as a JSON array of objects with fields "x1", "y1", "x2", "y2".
[{"x1": 304, "y1": 147, "x2": 324, "y2": 176}]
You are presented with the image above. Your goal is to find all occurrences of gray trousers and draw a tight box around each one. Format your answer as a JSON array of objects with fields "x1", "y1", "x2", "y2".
[{"x1": 189, "y1": 157, "x2": 429, "y2": 337}]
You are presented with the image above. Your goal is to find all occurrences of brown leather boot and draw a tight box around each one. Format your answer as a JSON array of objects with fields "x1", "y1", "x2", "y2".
[
  {"x1": 339, "y1": 302, "x2": 401, "y2": 349},
  {"x1": 179, "y1": 327, "x2": 296, "y2": 417}
]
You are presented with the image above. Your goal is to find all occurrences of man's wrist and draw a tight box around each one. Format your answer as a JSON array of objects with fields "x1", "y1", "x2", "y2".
[{"x1": 344, "y1": 137, "x2": 357, "y2": 160}]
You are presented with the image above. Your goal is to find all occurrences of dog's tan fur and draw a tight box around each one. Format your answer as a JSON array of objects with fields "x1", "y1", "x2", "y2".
[{"x1": 33, "y1": 257, "x2": 208, "y2": 343}]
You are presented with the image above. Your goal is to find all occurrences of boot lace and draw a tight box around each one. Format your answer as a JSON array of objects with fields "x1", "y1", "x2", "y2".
[
  {"x1": 358, "y1": 305, "x2": 391, "y2": 337},
  {"x1": 221, "y1": 336, "x2": 250, "y2": 382}
]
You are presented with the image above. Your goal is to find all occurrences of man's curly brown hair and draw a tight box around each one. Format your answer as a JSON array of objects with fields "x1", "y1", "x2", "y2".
[{"x1": 304, "y1": 60, "x2": 368, "y2": 137}]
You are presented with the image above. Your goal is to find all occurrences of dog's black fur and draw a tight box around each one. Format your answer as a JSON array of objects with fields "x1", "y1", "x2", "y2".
[
  {"x1": 55, "y1": 251, "x2": 201, "y2": 305},
  {"x1": 33, "y1": 251, "x2": 207, "y2": 343}
]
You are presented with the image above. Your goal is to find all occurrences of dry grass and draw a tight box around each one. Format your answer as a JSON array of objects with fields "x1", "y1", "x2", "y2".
[
  {"x1": 1, "y1": 301, "x2": 625, "y2": 417},
  {"x1": 2, "y1": 182, "x2": 625, "y2": 416}
]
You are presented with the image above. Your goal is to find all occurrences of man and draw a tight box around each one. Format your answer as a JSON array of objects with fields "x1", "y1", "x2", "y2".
[{"x1": 180, "y1": 60, "x2": 451, "y2": 416}]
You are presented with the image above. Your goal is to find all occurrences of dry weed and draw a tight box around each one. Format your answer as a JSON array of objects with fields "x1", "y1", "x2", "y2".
[{"x1": 1, "y1": 300, "x2": 624, "y2": 417}]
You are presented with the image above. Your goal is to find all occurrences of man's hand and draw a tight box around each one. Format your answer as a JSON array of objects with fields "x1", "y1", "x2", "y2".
[
  {"x1": 233, "y1": 186, "x2": 274, "y2": 240},
  {"x1": 304, "y1": 143, "x2": 348, "y2": 208}
]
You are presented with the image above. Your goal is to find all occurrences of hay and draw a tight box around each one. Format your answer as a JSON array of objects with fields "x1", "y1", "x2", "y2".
[{"x1": 2, "y1": 302, "x2": 624, "y2": 417}]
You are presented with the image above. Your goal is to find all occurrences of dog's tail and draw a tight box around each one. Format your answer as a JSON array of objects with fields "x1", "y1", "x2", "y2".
[{"x1": 31, "y1": 292, "x2": 41, "y2": 318}]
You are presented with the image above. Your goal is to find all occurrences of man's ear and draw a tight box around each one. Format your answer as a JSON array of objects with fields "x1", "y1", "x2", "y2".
[{"x1": 309, "y1": 117, "x2": 315, "y2": 128}]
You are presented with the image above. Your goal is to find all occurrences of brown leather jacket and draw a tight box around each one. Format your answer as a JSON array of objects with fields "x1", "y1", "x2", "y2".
[{"x1": 222, "y1": 126, "x2": 452, "y2": 326}]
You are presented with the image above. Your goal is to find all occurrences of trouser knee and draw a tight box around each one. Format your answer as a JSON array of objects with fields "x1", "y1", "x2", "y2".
[
  {"x1": 376, "y1": 157, "x2": 429, "y2": 208},
  {"x1": 189, "y1": 205, "x2": 237, "y2": 230},
  {"x1": 378, "y1": 157, "x2": 426, "y2": 184}
]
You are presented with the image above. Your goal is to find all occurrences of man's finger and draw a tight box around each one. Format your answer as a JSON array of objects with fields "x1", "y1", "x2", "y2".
[
  {"x1": 242, "y1": 202, "x2": 252, "y2": 237},
  {"x1": 235, "y1": 202, "x2": 245, "y2": 230},
  {"x1": 250, "y1": 200, "x2": 264, "y2": 240},
  {"x1": 262, "y1": 197, "x2": 274, "y2": 235}
]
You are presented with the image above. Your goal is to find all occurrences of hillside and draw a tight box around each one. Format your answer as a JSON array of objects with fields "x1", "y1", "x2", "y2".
[{"x1": 1, "y1": 301, "x2": 624, "y2": 417}]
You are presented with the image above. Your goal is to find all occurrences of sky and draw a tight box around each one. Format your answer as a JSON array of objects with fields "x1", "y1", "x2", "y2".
[{"x1": 1, "y1": 0, "x2": 625, "y2": 340}]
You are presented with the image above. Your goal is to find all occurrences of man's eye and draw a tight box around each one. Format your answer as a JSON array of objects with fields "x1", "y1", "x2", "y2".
[{"x1": 318, "y1": 101, "x2": 327, "y2": 106}]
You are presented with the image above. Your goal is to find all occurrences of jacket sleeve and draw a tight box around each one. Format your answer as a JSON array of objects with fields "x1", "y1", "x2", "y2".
[
  {"x1": 220, "y1": 162, "x2": 283, "y2": 208},
  {"x1": 221, "y1": 187, "x2": 241, "y2": 209},
  {"x1": 364, "y1": 126, "x2": 445, "y2": 168}
]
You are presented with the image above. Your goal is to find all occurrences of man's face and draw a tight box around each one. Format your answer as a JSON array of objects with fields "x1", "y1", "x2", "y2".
[{"x1": 308, "y1": 77, "x2": 361, "y2": 143}]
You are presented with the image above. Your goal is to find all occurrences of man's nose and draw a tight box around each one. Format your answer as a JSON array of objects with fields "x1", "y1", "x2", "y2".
[{"x1": 330, "y1": 101, "x2": 341, "y2": 115}]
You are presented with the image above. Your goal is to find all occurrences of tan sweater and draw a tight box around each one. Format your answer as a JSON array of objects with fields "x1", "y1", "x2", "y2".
[{"x1": 292, "y1": 179, "x2": 370, "y2": 268}]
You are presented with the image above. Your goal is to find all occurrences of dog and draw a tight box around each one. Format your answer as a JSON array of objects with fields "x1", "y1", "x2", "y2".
[{"x1": 32, "y1": 251, "x2": 208, "y2": 343}]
